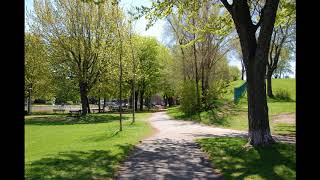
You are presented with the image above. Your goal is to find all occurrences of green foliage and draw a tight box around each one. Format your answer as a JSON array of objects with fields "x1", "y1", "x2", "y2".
[
  {"x1": 197, "y1": 137, "x2": 296, "y2": 180},
  {"x1": 25, "y1": 33, "x2": 54, "y2": 100},
  {"x1": 207, "y1": 80, "x2": 229, "y2": 102},
  {"x1": 271, "y1": 79, "x2": 296, "y2": 101},
  {"x1": 25, "y1": 113, "x2": 152, "y2": 179},
  {"x1": 179, "y1": 80, "x2": 198, "y2": 115},
  {"x1": 274, "y1": 88, "x2": 292, "y2": 101},
  {"x1": 228, "y1": 66, "x2": 241, "y2": 81}
]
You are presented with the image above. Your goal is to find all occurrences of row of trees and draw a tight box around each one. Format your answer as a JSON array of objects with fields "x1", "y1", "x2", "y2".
[
  {"x1": 158, "y1": 0, "x2": 238, "y2": 115},
  {"x1": 25, "y1": 0, "x2": 171, "y2": 123},
  {"x1": 137, "y1": 0, "x2": 295, "y2": 146}
]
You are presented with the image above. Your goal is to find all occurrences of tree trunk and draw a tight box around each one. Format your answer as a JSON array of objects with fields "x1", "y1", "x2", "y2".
[
  {"x1": 168, "y1": 97, "x2": 173, "y2": 107},
  {"x1": 241, "y1": 61, "x2": 245, "y2": 80},
  {"x1": 135, "y1": 90, "x2": 139, "y2": 111},
  {"x1": 192, "y1": 24, "x2": 200, "y2": 112},
  {"x1": 266, "y1": 71, "x2": 274, "y2": 98},
  {"x1": 139, "y1": 90, "x2": 144, "y2": 111},
  {"x1": 103, "y1": 97, "x2": 106, "y2": 111},
  {"x1": 132, "y1": 82, "x2": 135, "y2": 123},
  {"x1": 247, "y1": 61, "x2": 275, "y2": 146},
  {"x1": 221, "y1": 0, "x2": 279, "y2": 146},
  {"x1": 129, "y1": 88, "x2": 133, "y2": 109},
  {"x1": 201, "y1": 62, "x2": 205, "y2": 106},
  {"x1": 146, "y1": 95, "x2": 151, "y2": 110},
  {"x1": 86, "y1": 96, "x2": 91, "y2": 113},
  {"x1": 163, "y1": 94, "x2": 168, "y2": 107},
  {"x1": 28, "y1": 88, "x2": 32, "y2": 114},
  {"x1": 98, "y1": 97, "x2": 101, "y2": 113},
  {"x1": 79, "y1": 83, "x2": 88, "y2": 115}
]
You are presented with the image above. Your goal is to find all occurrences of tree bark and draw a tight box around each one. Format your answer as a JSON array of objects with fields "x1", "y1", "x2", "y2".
[
  {"x1": 139, "y1": 90, "x2": 144, "y2": 111},
  {"x1": 246, "y1": 56, "x2": 275, "y2": 146},
  {"x1": 266, "y1": 71, "x2": 274, "y2": 98},
  {"x1": 79, "y1": 83, "x2": 88, "y2": 115},
  {"x1": 135, "y1": 90, "x2": 139, "y2": 111},
  {"x1": 164, "y1": 94, "x2": 168, "y2": 107},
  {"x1": 86, "y1": 96, "x2": 91, "y2": 113},
  {"x1": 222, "y1": 0, "x2": 279, "y2": 146},
  {"x1": 168, "y1": 97, "x2": 173, "y2": 107}
]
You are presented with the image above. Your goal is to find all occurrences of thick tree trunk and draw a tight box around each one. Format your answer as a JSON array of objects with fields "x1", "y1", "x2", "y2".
[
  {"x1": 86, "y1": 96, "x2": 91, "y2": 113},
  {"x1": 266, "y1": 71, "x2": 274, "y2": 98},
  {"x1": 139, "y1": 90, "x2": 144, "y2": 111},
  {"x1": 221, "y1": 0, "x2": 279, "y2": 146},
  {"x1": 247, "y1": 62, "x2": 275, "y2": 146},
  {"x1": 79, "y1": 83, "x2": 88, "y2": 115},
  {"x1": 168, "y1": 97, "x2": 173, "y2": 107}
]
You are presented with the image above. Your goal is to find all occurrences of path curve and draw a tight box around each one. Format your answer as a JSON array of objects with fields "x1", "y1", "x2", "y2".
[{"x1": 116, "y1": 111, "x2": 295, "y2": 179}]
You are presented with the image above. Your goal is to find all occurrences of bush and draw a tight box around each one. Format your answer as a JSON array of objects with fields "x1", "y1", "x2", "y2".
[
  {"x1": 179, "y1": 80, "x2": 198, "y2": 115},
  {"x1": 274, "y1": 88, "x2": 292, "y2": 101},
  {"x1": 207, "y1": 80, "x2": 228, "y2": 103},
  {"x1": 33, "y1": 99, "x2": 46, "y2": 104}
]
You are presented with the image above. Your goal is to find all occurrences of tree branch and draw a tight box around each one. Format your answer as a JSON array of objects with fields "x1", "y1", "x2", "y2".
[{"x1": 220, "y1": 0, "x2": 232, "y2": 13}]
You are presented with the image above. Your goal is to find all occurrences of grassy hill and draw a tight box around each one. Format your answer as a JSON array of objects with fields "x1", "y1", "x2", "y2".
[{"x1": 167, "y1": 78, "x2": 296, "y2": 136}]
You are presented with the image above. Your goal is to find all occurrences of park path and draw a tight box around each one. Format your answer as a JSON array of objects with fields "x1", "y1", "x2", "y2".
[{"x1": 115, "y1": 111, "x2": 295, "y2": 180}]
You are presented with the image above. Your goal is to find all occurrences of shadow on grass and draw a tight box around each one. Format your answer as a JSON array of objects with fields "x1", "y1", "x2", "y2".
[
  {"x1": 25, "y1": 144, "x2": 134, "y2": 180},
  {"x1": 273, "y1": 124, "x2": 296, "y2": 136},
  {"x1": 198, "y1": 137, "x2": 296, "y2": 180},
  {"x1": 204, "y1": 102, "x2": 247, "y2": 127},
  {"x1": 167, "y1": 102, "x2": 248, "y2": 127},
  {"x1": 25, "y1": 114, "x2": 129, "y2": 126},
  {"x1": 267, "y1": 97, "x2": 296, "y2": 103},
  {"x1": 81, "y1": 131, "x2": 121, "y2": 143}
]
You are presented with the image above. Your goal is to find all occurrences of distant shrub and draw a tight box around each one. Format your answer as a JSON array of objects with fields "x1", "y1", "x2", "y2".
[
  {"x1": 179, "y1": 80, "x2": 198, "y2": 116},
  {"x1": 34, "y1": 99, "x2": 46, "y2": 104},
  {"x1": 274, "y1": 88, "x2": 292, "y2": 101}
]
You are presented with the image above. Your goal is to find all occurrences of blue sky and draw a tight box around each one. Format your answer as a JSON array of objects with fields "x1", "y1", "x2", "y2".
[{"x1": 25, "y1": 0, "x2": 295, "y2": 77}]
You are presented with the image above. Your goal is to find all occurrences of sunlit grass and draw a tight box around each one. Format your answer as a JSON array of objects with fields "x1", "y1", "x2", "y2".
[
  {"x1": 25, "y1": 112, "x2": 153, "y2": 179},
  {"x1": 197, "y1": 137, "x2": 296, "y2": 180}
]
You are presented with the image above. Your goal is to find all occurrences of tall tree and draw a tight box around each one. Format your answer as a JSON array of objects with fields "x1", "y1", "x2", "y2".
[
  {"x1": 134, "y1": 36, "x2": 161, "y2": 111},
  {"x1": 113, "y1": 0, "x2": 124, "y2": 131},
  {"x1": 25, "y1": 33, "x2": 54, "y2": 114},
  {"x1": 220, "y1": 0, "x2": 280, "y2": 145},
  {"x1": 137, "y1": 0, "x2": 281, "y2": 146},
  {"x1": 266, "y1": 0, "x2": 295, "y2": 97},
  {"x1": 30, "y1": 0, "x2": 117, "y2": 115}
]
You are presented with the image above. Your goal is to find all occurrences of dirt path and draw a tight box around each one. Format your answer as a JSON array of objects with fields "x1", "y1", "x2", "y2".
[
  {"x1": 271, "y1": 113, "x2": 295, "y2": 124},
  {"x1": 116, "y1": 112, "x2": 295, "y2": 179}
]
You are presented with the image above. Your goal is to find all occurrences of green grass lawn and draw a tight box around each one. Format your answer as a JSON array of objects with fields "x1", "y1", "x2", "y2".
[
  {"x1": 167, "y1": 79, "x2": 296, "y2": 136},
  {"x1": 25, "y1": 113, "x2": 153, "y2": 179},
  {"x1": 197, "y1": 137, "x2": 296, "y2": 180}
]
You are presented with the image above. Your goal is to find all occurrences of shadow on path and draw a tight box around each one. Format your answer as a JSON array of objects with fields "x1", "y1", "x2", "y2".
[{"x1": 115, "y1": 138, "x2": 223, "y2": 180}]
